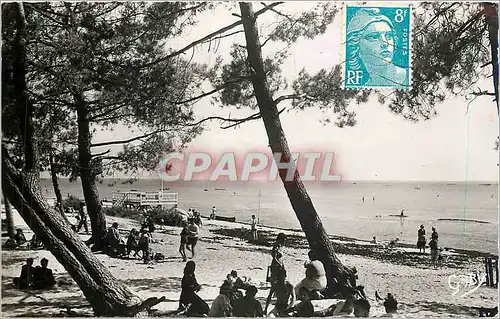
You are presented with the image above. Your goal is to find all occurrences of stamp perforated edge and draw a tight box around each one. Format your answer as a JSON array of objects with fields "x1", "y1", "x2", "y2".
[{"x1": 340, "y1": 2, "x2": 414, "y2": 92}]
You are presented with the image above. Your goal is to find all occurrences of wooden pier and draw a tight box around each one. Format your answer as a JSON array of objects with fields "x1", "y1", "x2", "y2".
[{"x1": 111, "y1": 190, "x2": 178, "y2": 209}]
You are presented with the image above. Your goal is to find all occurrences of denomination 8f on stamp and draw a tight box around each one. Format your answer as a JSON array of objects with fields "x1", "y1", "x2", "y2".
[{"x1": 343, "y1": 5, "x2": 412, "y2": 90}]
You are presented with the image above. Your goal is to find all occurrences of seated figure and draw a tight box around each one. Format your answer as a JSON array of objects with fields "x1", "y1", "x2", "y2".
[
  {"x1": 232, "y1": 285, "x2": 263, "y2": 317},
  {"x1": 126, "y1": 228, "x2": 140, "y2": 257},
  {"x1": 14, "y1": 229, "x2": 27, "y2": 246},
  {"x1": 294, "y1": 251, "x2": 327, "y2": 298},
  {"x1": 33, "y1": 258, "x2": 56, "y2": 290},
  {"x1": 13, "y1": 258, "x2": 35, "y2": 289}
]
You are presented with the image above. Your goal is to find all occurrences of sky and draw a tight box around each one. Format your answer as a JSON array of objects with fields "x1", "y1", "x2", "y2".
[{"x1": 92, "y1": 2, "x2": 499, "y2": 182}]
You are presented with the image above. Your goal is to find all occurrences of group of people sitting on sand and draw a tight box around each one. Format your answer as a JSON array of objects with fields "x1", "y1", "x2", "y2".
[
  {"x1": 13, "y1": 258, "x2": 55, "y2": 290},
  {"x1": 173, "y1": 232, "x2": 399, "y2": 317},
  {"x1": 98, "y1": 222, "x2": 159, "y2": 263},
  {"x1": 175, "y1": 261, "x2": 264, "y2": 317}
]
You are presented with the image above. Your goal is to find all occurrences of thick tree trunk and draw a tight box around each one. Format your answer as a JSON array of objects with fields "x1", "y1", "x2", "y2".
[
  {"x1": 49, "y1": 152, "x2": 69, "y2": 223},
  {"x1": 63, "y1": 3, "x2": 107, "y2": 246},
  {"x1": 3, "y1": 193, "x2": 16, "y2": 238},
  {"x1": 484, "y1": 3, "x2": 498, "y2": 113},
  {"x1": 3, "y1": 3, "x2": 164, "y2": 315},
  {"x1": 74, "y1": 95, "x2": 107, "y2": 245},
  {"x1": 239, "y1": 2, "x2": 356, "y2": 297}
]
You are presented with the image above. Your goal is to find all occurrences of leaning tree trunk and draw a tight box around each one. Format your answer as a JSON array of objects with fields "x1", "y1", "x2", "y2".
[
  {"x1": 239, "y1": 2, "x2": 356, "y2": 297},
  {"x1": 3, "y1": 3, "x2": 164, "y2": 315},
  {"x1": 3, "y1": 193, "x2": 16, "y2": 238},
  {"x1": 49, "y1": 152, "x2": 69, "y2": 223}
]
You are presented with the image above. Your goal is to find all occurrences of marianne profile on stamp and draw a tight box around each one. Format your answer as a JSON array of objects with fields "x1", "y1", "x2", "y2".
[{"x1": 344, "y1": 7, "x2": 411, "y2": 89}]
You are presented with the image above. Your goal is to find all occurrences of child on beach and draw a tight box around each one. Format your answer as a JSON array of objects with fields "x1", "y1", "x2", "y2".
[
  {"x1": 251, "y1": 215, "x2": 258, "y2": 241},
  {"x1": 126, "y1": 229, "x2": 140, "y2": 258},
  {"x1": 417, "y1": 225, "x2": 426, "y2": 254},
  {"x1": 13, "y1": 258, "x2": 35, "y2": 289},
  {"x1": 179, "y1": 261, "x2": 210, "y2": 316},
  {"x1": 264, "y1": 275, "x2": 295, "y2": 317},
  {"x1": 179, "y1": 222, "x2": 189, "y2": 262}
]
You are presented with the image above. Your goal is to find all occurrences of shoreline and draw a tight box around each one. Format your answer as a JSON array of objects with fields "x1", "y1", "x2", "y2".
[{"x1": 203, "y1": 216, "x2": 498, "y2": 261}]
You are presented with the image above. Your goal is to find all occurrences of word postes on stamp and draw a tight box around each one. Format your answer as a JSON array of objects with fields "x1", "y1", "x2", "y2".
[{"x1": 343, "y1": 5, "x2": 412, "y2": 90}]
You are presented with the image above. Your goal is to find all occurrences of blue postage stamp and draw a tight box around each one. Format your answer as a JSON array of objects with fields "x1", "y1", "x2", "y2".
[{"x1": 343, "y1": 5, "x2": 412, "y2": 89}]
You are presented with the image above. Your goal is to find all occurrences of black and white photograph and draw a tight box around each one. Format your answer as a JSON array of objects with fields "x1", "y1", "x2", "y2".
[{"x1": 1, "y1": 1, "x2": 499, "y2": 318}]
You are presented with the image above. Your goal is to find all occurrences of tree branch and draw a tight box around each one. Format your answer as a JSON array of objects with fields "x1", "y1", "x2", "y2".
[
  {"x1": 169, "y1": 76, "x2": 252, "y2": 105},
  {"x1": 138, "y1": 2, "x2": 284, "y2": 68},
  {"x1": 221, "y1": 107, "x2": 286, "y2": 129},
  {"x1": 90, "y1": 129, "x2": 166, "y2": 148},
  {"x1": 91, "y1": 149, "x2": 111, "y2": 158}
]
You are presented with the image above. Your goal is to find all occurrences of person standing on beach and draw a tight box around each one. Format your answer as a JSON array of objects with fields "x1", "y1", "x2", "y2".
[
  {"x1": 76, "y1": 202, "x2": 89, "y2": 234},
  {"x1": 251, "y1": 215, "x2": 258, "y2": 241},
  {"x1": 211, "y1": 206, "x2": 217, "y2": 220},
  {"x1": 179, "y1": 222, "x2": 189, "y2": 262},
  {"x1": 429, "y1": 238, "x2": 438, "y2": 269},
  {"x1": 362, "y1": 196, "x2": 364, "y2": 202},
  {"x1": 431, "y1": 227, "x2": 438, "y2": 242},
  {"x1": 186, "y1": 218, "x2": 200, "y2": 259},
  {"x1": 417, "y1": 225, "x2": 426, "y2": 254},
  {"x1": 269, "y1": 233, "x2": 286, "y2": 285}
]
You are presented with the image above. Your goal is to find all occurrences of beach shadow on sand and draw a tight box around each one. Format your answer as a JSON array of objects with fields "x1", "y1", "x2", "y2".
[
  {"x1": 2, "y1": 274, "x2": 91, "y2": 317},
  {"x1": 124, "y1": 277, "x2": 182, "y2": 293},
  {"x1": 412, "y1": 300, "x2": 478, "y2": 316}
]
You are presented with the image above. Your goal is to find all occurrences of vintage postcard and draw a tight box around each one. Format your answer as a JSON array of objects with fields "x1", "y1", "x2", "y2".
[{"x1": 1, "y1": 1, "x2": 498, "y2": 318}]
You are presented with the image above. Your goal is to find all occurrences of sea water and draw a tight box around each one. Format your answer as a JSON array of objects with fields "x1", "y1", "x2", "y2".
[{"x1": 40, "y1": 179, "x2": 498, "y2": 254}]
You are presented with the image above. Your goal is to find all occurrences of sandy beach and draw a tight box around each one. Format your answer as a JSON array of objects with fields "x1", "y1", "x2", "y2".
[{"x1": 1, "y1": 211, "x2": 498, "y2": 318}]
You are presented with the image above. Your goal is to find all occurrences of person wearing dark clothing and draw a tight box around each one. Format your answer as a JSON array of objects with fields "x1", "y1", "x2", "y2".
[
  {"x1": 13, "y1": 258, "x2": 35, "y2": 289},
  {"x1": 383, "y1": 293, "x2": 398, "y2": 314},
  {"x1": 269, "y1": 233, "x2": 286, "y2": 285},
  {"x1": 232, "y1": 285, "x2": 264, "y2": 317},
  {"x1": 179, "y1": 261, "x2": 209, "y2": 316},
  {"x1": 76, "y1": 202, "x2": 89, "y2": 233},
  {"x1": 138, "y1": 232, "x2": 152, "y2": 263},
  {"x1": 179, "y1": 223, "x2": 189, "y2": 262},
  {"x1": 14, "y1": 229, "x2": 27, "y2": 246},
  {"x1": 126, "y1": 229, "x2": 140, "y2": 257},
  {"x1": 33, "y1": 258, "x2": 55, "y2": 290},
  {"x1": 431, "y1": 227, "x2": 439, "y2": 242},
  {"x1": 429, "y1": 238, "x2": 439, "y2": 268},
  {"x1": 417, "y1": 225, "x2": 426, "y2": 253},
  {"x1": 285, "y1": 287, "x2": 315, "y2": 317}
]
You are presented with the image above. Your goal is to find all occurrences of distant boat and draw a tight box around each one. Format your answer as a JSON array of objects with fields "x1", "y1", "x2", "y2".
[
  {"x1": 215, "y1": 215, "x2": 236, "y2": 222},
  {"x1": 479, "y1": 183, "x2": 492, "y2": 186},
  {"x1": 414, "y1": 185, "x2": 421, "y2": 190},
  {"x1": 160, "y1": 187, "x2": 170, "y2": 190},
  {"x1": 203, "y1": 189, "x2": 208, "y2": 192},
  {"x1": 215, "y1": 188, "x2": 227, "y2": 191}
]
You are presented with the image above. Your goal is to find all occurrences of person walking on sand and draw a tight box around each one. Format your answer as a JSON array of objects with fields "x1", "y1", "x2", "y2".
[
  {"x1": 186, "y1": 218, "x2": 199, "y2": 259},
  {"x1": 76, "y1": 202, "x2": 89, "y2": 234},
  {"x1": 210, "y1": 206, "x2": 217, "y2": 220},
  {"x1": 251, "y1": 215, "x2": 258, "y2": 241},
  {"x1": 179, "y1": 221, "x2": 189, "y2": 262},
  {"x1": 417, "y1": 225, "x2": 426, "y2": 254},
  {"x1": 362, "y1": 196, "x2": 365, "y2": 203}
]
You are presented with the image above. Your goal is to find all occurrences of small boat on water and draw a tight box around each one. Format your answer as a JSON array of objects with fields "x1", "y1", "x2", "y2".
[
  {"x1": 389, "y1": 214, "x2": 409, "y2": 218},
  {"x1": 215, "y1": 215, "x2": 236, "y2": 222},
  {"x1": 414, "y1": 185, "x2": 420, "y2": 190},
  {"x1": 214, "y1": 188, "x2": 227, "y2": 191}
]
